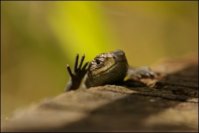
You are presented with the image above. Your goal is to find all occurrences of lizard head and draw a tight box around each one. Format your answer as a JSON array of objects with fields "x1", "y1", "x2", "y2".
[{"x1": 85, "y1": 49, "x2": 128, "y2": 87}]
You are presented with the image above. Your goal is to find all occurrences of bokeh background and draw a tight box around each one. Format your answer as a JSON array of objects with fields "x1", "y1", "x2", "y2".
[{"x1": 1, "y1": 1, "x2": 198, "y2": 121}]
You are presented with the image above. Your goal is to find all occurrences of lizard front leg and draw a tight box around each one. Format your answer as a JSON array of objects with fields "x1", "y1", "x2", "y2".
[{"x1": 65, "y1": 54, "x2": 90, "y2": 91}]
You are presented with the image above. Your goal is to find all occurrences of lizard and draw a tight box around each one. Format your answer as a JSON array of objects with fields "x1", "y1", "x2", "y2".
[
  {"x1": 65, "y1": 49, "x2": 198, "y2": 103},
  {"x1": 65, "y1": 49, "x2": 156, "y2": 91}
]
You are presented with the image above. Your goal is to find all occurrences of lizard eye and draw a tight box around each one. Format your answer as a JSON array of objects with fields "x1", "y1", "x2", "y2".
[{"x1": 96, "y1": 59, "x2": 101, "y2": 65}]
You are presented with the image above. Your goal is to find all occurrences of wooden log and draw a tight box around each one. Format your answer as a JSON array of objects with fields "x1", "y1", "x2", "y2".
[{"x1": 2, "y1": 54, "x2": 198, "y2": 132}]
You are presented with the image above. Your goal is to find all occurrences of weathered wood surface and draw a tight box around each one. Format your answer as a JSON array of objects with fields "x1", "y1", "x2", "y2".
[{"x1": 2, "y1": 54, "x2": 198, "y2": 132}]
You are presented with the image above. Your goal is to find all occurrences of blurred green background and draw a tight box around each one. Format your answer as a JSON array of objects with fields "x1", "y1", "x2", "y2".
[{"x1": 1, "y1": 1, "x2": 198, "y2": 120}]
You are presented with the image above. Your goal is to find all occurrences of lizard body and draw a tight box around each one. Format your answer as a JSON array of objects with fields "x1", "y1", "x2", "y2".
[{"x1": 65, "y1": 50, "x2": 155, "y2": 91}]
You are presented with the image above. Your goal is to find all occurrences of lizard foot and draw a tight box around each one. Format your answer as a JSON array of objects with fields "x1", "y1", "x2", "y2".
[
  {"x1": 65, "y1": 54, "x2": 90, "y2": 91},
  {"x1": 127, "y1": 66, "x2": 157, "y2": 81}
]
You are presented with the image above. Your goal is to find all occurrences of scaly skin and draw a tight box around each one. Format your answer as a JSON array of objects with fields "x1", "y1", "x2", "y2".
[{"x1": 65, "y1": 50, "x2": 156, "y2": 91}]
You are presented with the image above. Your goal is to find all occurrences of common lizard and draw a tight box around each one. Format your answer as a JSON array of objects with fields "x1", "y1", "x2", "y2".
[
  {"x1": 65, "y1": 49, "x2": 155, "y2": 91},
  {"x1": 65, "y1": 49, "x2": 198, "y2": 103}
]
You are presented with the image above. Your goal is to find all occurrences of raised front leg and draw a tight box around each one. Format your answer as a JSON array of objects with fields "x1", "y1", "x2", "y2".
[{"x1": 65, "y1": 54, "x2": 90, "y2": 91}]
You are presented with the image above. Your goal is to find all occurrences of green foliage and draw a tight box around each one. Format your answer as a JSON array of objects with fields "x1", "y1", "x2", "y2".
[{"x1": 48, "y1": 2, "x2": 116, "y2": 61}]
